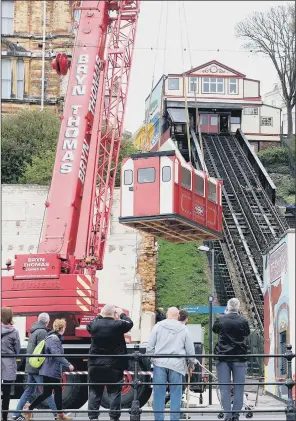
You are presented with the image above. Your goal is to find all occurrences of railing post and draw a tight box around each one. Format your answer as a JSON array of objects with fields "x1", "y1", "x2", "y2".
[
  {"x1": 130, "y1": 344, "x2": 142, "y2": 421},
  {"x1": 284, "y1": 344, "x2": 296, "y2": 421}
]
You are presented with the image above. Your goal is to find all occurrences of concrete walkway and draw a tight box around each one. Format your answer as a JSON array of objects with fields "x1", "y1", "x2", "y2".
[{"x1": 10, "y1": 389, "x2": 290, "y2": 420}]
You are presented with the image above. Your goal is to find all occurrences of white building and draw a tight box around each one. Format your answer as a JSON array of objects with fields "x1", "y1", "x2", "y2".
[
  {"x1": 263, "y1": 83, "x2": 296, "y2": 135},
  {"x1": 138, "y1": 60, "x2": 282, "y2": 153}
]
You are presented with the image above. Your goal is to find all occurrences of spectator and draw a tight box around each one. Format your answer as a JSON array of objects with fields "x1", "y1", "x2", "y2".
[
  {"x1": 178, "y1": 309, "x2": 189, "y2": 325},
  {"x1": 1, "y1": 307, "x2": 21, "y2": 421},
  {"x1": 213, "y1": 298, "x2": 250, "y2": 421},
  {"x1": 25, "y1": 319, "x2": 74, "y2": 420},
  {"x1": 12, "y1": 313, "x2": 57, "y2": 421},
  {"x1": 147, "y1": 307, "x2": 196, "y2": 421},
  {"x1": 156, "y1": 307, "x2": 166, "y2": 323},
  {"x1": 87, "y1": 304, "x2": 133, "y2": 421},
  {"x1": 178, "y1": 309, "x2": 190, "y2": 420}
]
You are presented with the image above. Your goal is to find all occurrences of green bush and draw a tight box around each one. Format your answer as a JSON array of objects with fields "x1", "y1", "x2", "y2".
[
  {"x1": 1, "y1": 110, "x2": 60, "y2": 184},
  {"x1": 257, "y1": 146, "x2": 289, "y2": 166}
]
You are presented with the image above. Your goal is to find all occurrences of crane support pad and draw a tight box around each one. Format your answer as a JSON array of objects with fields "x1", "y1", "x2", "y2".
[{"x1": 119, "y1": 214, "x2": 222, "y2": 243}]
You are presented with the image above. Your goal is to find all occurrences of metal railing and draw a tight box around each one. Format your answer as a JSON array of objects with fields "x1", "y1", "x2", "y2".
[{"x1": 1, "y1": 345, "x2": 296, "y2": 420}]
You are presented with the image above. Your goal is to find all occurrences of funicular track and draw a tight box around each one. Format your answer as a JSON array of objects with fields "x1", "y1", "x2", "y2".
[{"x1": 200, "y1": 133, "x2": 288, "y2": 330}]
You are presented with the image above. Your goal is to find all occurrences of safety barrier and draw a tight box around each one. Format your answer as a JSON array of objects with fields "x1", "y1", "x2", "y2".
[{"x1": 1, "y1": 344, "x2": 296, "y2": 420}]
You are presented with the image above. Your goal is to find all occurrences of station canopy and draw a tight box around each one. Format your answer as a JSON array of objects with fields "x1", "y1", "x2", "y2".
[
  {"x1": 167, "y1": 108, "x2": 187, "y2": 123},
  {"x1": 167, "y1": 101, "x2": 243, "y2": 110}
]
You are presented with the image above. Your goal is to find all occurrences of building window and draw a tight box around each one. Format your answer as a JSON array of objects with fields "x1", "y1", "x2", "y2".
[
  {"x1": 210, "y1": 116, "x2": 218, "y2": 126},
  {"x1": 124, "y1": 169, "x2": 133, "y2": 185},
  {"x1": 162, "y1": 166, "x2": 171, "y2": 182},
  {"x1": 189, "y1": 77, "x2": 197, "y2": 93},
  {"x1": 16, "y1": 60, "x2": 25, "y2": 99},
  {"x1": 261, "y1": 117, "x2": 273, "y2": 126},
  {"x1": 200, "y1": 115, "x2": 208, "y2": 125},
  {"x1": 137, "y1": 167, "x2": 155, "y2": 184},
  {"x1": 243, "y1": 108, "x2": 258, "y2": 115},
  {"x1": 231, "y1": 116, "x2": 241, "y2": 124},
  {"x1": 1, "y1": 0, "x2": 14, "y2": 35},
  {"x1": 181, "y1": 167, "x2": 191, "y2": 190},
  {"x1": 229, "y1": 78, "x2": 238, "y2": 94},
  {"x1": 1, "y1": 59, "x2": 12, "y2": 99},
  {"x1": 168, "y1": 78, "x2": 179, "y2": 90},
  {"x1": 202, "y1": 77, "x2": 224, "y2": 94}
]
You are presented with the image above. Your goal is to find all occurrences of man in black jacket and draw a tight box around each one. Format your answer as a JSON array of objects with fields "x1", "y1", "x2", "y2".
[
  {"x1": 213, "y1": 298, "x2": 250, "y2": 421},
  {"x1": 87, "y1": 304, "x2": 133, "y2": 421},
  {"x1": 12, "y1": 313, "x2": 57, "y2": 421},
  {"x1": 155, "y1": 307, "x2": 166, "y2": 323}
]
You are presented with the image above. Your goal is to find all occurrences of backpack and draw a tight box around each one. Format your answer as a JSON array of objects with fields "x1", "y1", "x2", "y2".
[{"x1": 29, "y1": 334, "x2": 54, "y2": 369}]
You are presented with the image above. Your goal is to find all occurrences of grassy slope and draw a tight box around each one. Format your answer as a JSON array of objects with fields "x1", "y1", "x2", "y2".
[{"x1": 156, "y1": 239, "x2": 212, "y2": 351}]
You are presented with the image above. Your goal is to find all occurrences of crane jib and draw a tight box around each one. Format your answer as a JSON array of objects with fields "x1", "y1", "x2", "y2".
[{"x1": 59, "y1": 54, "x2": 101, "y2": 184}]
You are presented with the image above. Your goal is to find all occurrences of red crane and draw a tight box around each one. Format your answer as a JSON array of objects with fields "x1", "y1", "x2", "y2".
[{"x1": 2, "y1": 0, "x2": 140, "y2": 339}]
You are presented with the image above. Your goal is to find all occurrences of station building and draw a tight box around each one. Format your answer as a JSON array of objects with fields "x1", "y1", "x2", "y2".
[{"x1": 135, "y1": 60, "x2": 281, "y2": 153}]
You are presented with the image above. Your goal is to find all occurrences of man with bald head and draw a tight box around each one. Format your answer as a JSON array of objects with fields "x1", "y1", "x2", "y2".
[
  {"x1": 147, "y1": 307, "x2": 196, "y2": 421},
  {"x1": 87, "y1": 304, "x2": 133, "y2": 421}
]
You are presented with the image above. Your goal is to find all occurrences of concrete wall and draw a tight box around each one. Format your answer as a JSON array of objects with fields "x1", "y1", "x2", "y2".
[{"x1": 2, "y1": 185, "x2": 156, "y2": 342}]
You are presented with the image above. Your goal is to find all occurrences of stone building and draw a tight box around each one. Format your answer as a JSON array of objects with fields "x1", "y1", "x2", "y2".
[{"x1": 1, "y1": 0, "x2": 75, "y2": 114}]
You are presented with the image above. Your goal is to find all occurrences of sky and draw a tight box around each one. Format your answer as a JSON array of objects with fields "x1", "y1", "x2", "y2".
[{"x1": 124, "y1": 0, "x2": 287, "y2": 134}]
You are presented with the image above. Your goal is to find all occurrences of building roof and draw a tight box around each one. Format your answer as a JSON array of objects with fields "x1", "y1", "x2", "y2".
[
  {"x1": 182, "y1": 60, "x2": 246, "y2": 78},
  {"x1": 2, "y1": 38, "x2": 28, "y2": 54}
]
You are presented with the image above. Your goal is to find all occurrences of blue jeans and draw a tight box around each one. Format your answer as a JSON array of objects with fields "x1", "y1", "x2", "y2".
[
  {"x1": 153, "y1": 366, "x2": 183, "y2": 421},
  {"x1": 216, "y1": 361, "x2": 247, "y2": 419},
  {"x1": 14, "y1": 374, "x2": 57, "y2": 417}
]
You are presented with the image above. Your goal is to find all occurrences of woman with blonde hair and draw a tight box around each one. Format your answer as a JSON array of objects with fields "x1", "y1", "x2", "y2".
[
  {"x1": 1, "y1": 307, "x2": 21, "y2": 421},
  {"x1": 24, "y1": 319, "x2": 74, "y2": 421}
]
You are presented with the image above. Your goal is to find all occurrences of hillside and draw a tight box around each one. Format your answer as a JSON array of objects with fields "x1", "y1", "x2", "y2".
[{"x1": 156, "y1": 240, "x2": 212, "y2": 351}]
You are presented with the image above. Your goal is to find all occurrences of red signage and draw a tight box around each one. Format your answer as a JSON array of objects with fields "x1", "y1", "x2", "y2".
[{"x1": 14, "y1": 254, "x2": 61, "y2": 280}]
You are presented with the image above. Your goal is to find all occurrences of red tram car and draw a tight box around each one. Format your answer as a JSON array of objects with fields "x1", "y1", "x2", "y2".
[{"x1": 119, "y1": 148, "x2": 223, "y2": 242}]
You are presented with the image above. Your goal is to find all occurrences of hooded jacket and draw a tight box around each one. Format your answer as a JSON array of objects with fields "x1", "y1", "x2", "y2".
[
  {"x1": 25, "y1": 320, "x2": 50, "y2": 374},
  {"x1": 146, "y1": 319, "x2": 196, "y2": 375},
  {"x1": 213, "y1": 311, "x2": 250, "y2": 362},
  {"x1": 1, "y1": 323, "x2": 21, "y2": 381},
  {"x1": 39, "y1": 331, "x2": 71, "y2": 379}
]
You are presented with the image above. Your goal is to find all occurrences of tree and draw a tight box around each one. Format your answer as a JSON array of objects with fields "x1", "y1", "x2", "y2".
[
  {"x1": 21, "y1": 128, "x2": 137, "y2": 186},
  {"x1": 115, "y1": 132, "x2": 138, "y2": 187},
  {"x1": 236, "y1": 3, "x2": 296, "y2": 137},
  {"x1": 21, "y1": 149, "x2": 57, "y2": 185},
  {"x1": 1, "y1": 110, "x2": 60, "y2": 183}
]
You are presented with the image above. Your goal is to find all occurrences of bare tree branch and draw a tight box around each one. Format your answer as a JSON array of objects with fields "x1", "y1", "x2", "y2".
[{"x1": 236, "y1": 3, "x2": 296, "y2": 136}]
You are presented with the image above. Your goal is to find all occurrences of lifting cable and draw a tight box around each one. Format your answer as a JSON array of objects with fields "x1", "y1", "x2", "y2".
[
  {"x1": 144, "y1": 0, "x2": 164, "y2": 152},
  {"x1": 158, "y1": 0, "x2": 168, "y2": 151},
  {"x1": 182, "y1": 1, "x2": 206, "y2": 172},
  {"x1": 178, "y1": 1, "x2": 191, "y2": 163}
]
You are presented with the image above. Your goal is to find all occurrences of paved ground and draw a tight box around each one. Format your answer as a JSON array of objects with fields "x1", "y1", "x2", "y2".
[{"x1": 9, "y1": 389, "x2": 290, "y2": 420}]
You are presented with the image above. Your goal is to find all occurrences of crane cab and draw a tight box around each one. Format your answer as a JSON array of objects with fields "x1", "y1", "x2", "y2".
[{"x1": 119, "y1": 150, "x2": 223, "y2": 242}]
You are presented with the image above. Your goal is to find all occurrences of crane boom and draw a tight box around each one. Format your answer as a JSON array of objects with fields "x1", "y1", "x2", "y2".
[{"x1": 2, "y1": 0, "x2": 140, "y2": 334}]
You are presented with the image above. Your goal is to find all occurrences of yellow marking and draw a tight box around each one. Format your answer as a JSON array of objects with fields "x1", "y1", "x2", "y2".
[
  {"x1": 76, "y1": 287, "x2": 91, "y2": 305},
  {"x1": 76, "y1": 299, "x2": 89, "y2": 312},
  {"x1": 77, "y1": 276, "x2": 92, "y2": 293}
]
